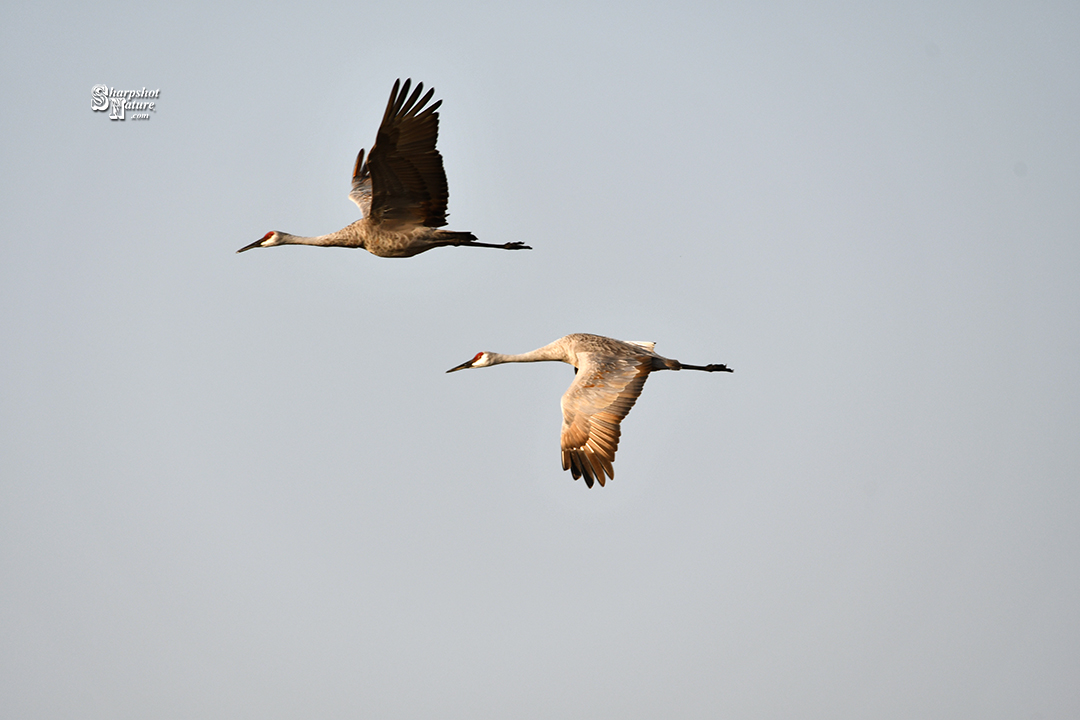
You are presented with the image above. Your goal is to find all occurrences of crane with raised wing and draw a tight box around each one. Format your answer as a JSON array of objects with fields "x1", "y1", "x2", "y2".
[{"x1": 239, "y1": 79, "x2": 529, "y2": 257}]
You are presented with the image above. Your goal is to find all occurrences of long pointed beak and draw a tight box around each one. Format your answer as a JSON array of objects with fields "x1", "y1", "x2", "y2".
[
  {"x1": 236, "y1": 239, "x2": 265, "y2": 253},
  {"x1": 446, "y1": 359, "x2": 475, "y2": 373}
]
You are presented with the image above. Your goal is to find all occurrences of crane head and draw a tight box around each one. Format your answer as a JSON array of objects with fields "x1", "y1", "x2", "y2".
[
  {"x1": 446, "y1": 352, "x2": 491, "y2": 373},
  {"x1": 237, "y1": 231, "x2": 282, "y2": 253}
]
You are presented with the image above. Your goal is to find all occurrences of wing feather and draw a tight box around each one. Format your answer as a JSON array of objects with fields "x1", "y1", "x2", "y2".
[
  {"x1": 559, "y1": 354, "x2": 652, "y2": 487},
  {"x1": 348, "y1": 148, "x2": 373, "y2": 215},
  {"x1": 351, "y1": 78, "x2": 451, "y2": 228}
]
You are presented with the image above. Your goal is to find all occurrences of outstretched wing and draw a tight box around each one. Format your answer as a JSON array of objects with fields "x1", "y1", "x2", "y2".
[
  {"x1": 348, "y1": 78, "x2": 450, "y2": 228},
  {"x1": 560, "y1": 353, "x2": 652, "y2": 488}
]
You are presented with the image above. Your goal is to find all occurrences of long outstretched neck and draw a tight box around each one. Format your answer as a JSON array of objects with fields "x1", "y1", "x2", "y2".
[
  {"x1": 276, "y1": 230, "x2": 361, "y2": 248},
  {"x1": 487, "y1": 341, "x2": 572, "y2": 366},
  {"x1": 487, "y1": 350, "x2": 565, "y2": 366},
  {"x1": 680, "y1": 362, "x2": 734, "y2": 373}
]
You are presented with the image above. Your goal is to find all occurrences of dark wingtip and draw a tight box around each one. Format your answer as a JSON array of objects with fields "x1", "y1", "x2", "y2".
[{"x1": 353, "y1": 148, "x2": 366, "y2": 178}]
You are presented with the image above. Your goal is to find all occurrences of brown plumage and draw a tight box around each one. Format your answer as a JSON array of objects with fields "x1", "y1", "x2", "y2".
[
  {"x1": 238, "y1": 79, "x2": 530, "y2": 257},
  {"x1": 447, "y1": 334, "x2": 733, "y2": 487}
]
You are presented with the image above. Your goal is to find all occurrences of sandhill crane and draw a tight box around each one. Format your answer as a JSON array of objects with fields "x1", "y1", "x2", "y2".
[
  {"x1": 447, "y1": 333, "x2": 733, "y2": 488},
  {"x1": 238, "y1": 79, "x2": 530, "y2": 257}
]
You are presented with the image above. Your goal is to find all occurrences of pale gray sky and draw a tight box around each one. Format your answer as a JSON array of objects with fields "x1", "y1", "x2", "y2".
[{"x1": 2, "y1": 1, "x2": 1078, "y2": 718}]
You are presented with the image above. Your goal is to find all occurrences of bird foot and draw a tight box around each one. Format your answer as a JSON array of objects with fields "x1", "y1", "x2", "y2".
[
  {"x1": 707, "y1": 364, "x2": 733, "y2": 373},
  {"x1": 503, "y1": 242, "x2": 532, "y2": 250}
]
